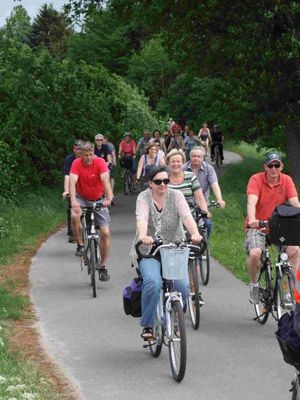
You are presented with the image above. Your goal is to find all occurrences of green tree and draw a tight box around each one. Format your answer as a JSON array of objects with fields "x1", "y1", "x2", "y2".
[
  {"x1": 30, "y1": 3, "x2": 72, "y2": 58},
  {"x1": 127, "y1": 35, "x2": 178, "y2": 108},
  {"x1": 0, "y1": 5, "x2": 31, "y2": 44}
]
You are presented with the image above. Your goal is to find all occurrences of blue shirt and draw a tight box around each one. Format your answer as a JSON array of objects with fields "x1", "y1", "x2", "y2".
[{"x1": 183, "y1": 161, "x2": 218, "y2": 201}]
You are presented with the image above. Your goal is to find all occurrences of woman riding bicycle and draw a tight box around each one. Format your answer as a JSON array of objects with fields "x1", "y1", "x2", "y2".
[
  {"x1": 130, "y1": 165, "x2": 202, "y2": 341},
  {"x1": 166, "y1": 149, "x2": 208, "y2": 214},
  {"x1": 136, "y1": 143, "x2": 165, "y2": 189}
]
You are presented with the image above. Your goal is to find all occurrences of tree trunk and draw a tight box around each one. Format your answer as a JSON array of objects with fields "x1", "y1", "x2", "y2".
[{"x1": 286, "y1": 122, "x2": 300, "y2": 186}]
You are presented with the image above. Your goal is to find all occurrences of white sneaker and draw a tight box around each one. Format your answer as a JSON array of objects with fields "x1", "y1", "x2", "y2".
[{"x1": 249, "y1": 284, "x2": 259, "y2": 304}]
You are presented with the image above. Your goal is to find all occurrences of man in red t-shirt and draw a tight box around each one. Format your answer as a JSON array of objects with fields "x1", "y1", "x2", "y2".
[
  {"x1": 70, "y1": 141, "x2": 113, "y2": 281},
  {"x1": 245, "y1": 152, "x2": 300, "y2": 304}
]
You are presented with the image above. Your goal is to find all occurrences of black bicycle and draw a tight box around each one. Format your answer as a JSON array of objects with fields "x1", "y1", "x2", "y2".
[
  {"x1": 81, "y1": 202, "x2": 104, "y2": 298},
  {"x1": 253, "y1": 221, "x2": 295, "y2": 324},
  {"x1": 120, "y1": 155, "x2": 134, "y2": 195},
  {"x1": 190, "y1": 200, "x2": 220, "y2": 286},
  {"x1": 212, "y1": 142, "x2": 222, "y2": 168}
]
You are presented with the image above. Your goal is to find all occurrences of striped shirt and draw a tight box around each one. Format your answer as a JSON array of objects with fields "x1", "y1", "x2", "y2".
[{"x1": 169, "y1": 171, "x2": 201, "y2": 203}]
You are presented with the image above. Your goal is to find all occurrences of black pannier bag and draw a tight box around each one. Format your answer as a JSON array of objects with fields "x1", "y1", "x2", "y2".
[
  {"x1": 123, "y1": 277, "x2": 142, "y2": 318},
  {"x1": 119, "y1": 157, "x2": 132, "y2": 169},
  {"x1": 268, "y1": 204, "x2": 300, "y2": 246},
  {"x1": 276, "y1": 311, "x2": 300, "y2": 371}
]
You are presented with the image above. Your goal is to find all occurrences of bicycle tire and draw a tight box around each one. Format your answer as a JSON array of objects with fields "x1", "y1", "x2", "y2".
[
  {"x1": 215, "y1": 147, "x2": 220, "y2": 168},
  {"x1": 149, "y1": 315, "x2": 163, "y2": 358},
  {"x1": 187, "y1": 259, "x2": 200, "y2": 329},
  {"x1": 275, "y1": 267, "x2": 295, "y2": 321},
  {"x1": 168, "y1": 300, "x2": 187, "y2": 382},
  {"x1": 292, "y1": 373, "x2": 300, "y2": 400},
  {"x1": 254, "y1": 267, "x2": 270, "y2": 324},
  {"x1": 199, "y1": 238, "x2": 210, "y2": 285},
  {"x1": 128, "y1": 172, "x2": 134, "y2": 193},
  {"x1": 90, "y1": 239, "x2": 97, "y2": 298},
  {"x1": 123, "y1": 170, "x2": 129, "y2": 195}
]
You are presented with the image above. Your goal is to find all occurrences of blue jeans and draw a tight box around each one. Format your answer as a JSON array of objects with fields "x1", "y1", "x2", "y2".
[
  {"x1": 138, "y1": 257, "x2": 189, "y2": 328},
  {"x1": 204, "y1": 218, "x2": 212, "y2": 238}
]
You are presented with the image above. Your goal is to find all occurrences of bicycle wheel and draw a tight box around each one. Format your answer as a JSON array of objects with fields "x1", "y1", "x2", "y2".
[
  {"x1": 168, "y1": 300, "x2": 187, "y2": 382},
  {"x1": 123, "y1": 170, "x2": 129, "y2": 195},
  {"x1": 254, "y1": 267, "x2": 270, "y2": 324},
  {"x1": 292, "y1": 373, "x2": 300, "y2": 400},
  {"x1": 187, "y1": 259, "x2": 200, "y2": 329},
  {"x1": 90, "y1": 239, "x2": 97, "y2": 298},
  {"x1": 199, "y1": 239, "x2": 210, "y2": 285},
  {"x1": 128, "y1": 172, "x2": 134, "y2": 192},
  {"x1": 149, "y1": 314, "x2": 163, "y2": 358},
  {"x1": 276, "y1": 267, "x2": 295, "y2": 321},
  {"x1": 215, "y1": 147, "x2": 220, "y2": 168}
]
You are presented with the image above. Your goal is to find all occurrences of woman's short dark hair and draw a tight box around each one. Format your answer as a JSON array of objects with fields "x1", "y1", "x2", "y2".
[{"x1": 146, "y1": 165, "x2": 169, "y2": 181}]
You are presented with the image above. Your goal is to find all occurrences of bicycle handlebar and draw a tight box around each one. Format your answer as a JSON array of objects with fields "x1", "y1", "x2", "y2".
[
  {"x1": 246, "y1": 220, "x2": 268, "y2": 229},
  {"x1": 80, "y1": 200, "x2": 105, "y2": 212},
  {"x1": 135, "y1": 238, "x2": 207, "y2": 259}
]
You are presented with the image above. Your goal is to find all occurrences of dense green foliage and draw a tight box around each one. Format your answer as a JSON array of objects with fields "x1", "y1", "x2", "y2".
[
  {"x1": 66, "y1": 0, "x2": 300, "y2": 182},
  {"x1": 0, "y1": 5, "x2": 161, "y2": 204}
]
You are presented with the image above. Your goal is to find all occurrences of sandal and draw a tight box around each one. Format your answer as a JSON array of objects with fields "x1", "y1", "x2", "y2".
[{"x1": 141, "y1": 327, "x2": 155, "y2": 341}]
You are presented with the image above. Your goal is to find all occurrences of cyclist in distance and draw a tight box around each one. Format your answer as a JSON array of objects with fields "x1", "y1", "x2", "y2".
[
  {"x1": 245, "y1": 152, "x2": 300, "y2": 304},
  {"x1": 130, "y1": 165, "x2": 202, "y2": 340},
  {"x1": 103, "y1": 135, "x2": 116, "y2": 205},
  {"x1": 136, "y1": 129, "x2": 151, "y2": 156},
  {"x1": 94, "y1": 133, "x2": 113, "y2": 164},
  {"x1": 69, "y1": 141, "x2": 113, "y2": 281},
  {"x1": 210, "y1": 124, "x2": 224, "y2": 163},
  {"x1": 136, "y1": 143, "x2": 165, "y2": 189},
  {"x1": 198, "y1": 123, "x2": 211, "y2": 152},
  {"x1": 62, "y1": 139, "x2": 83, "y2": 243},
  {"x1": 118, "y1": 132, "x2": 137, "y2": 188},
  {"x1": 183, "y1": 146, "x2": 225, "y2": 237}
]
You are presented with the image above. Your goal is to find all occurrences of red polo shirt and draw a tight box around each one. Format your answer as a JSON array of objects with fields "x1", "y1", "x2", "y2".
[
  {"x1": 71, "y1": 157, "x2": 108, "y2": 200},
  {"x1": 119, "y1": 139, "x2": 136, "y2": 156},
  {"x1": 245, "y1": 172, "x2": 297, "y2": 227}
]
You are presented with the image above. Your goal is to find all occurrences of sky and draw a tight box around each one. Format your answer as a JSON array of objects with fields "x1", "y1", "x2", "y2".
[{"x1": 0, "y1": 0, "x2": 68, "y2": 27}]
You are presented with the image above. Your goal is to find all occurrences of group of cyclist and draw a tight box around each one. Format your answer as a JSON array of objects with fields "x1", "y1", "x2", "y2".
[{"x1": 62, "y1": 124, "x2": 300, "y2": 343}]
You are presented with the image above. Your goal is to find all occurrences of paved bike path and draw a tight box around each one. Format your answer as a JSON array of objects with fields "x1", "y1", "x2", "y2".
[{"x1": 30, "y1": 150, "x2": 293, "y2": 400}]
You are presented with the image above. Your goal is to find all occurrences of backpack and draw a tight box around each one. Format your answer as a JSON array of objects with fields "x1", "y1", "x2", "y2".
[
  {"x1": 269, "y1": 204, "x2": 300, "y2": 246},
  {"x1": 123, "y1": 277, "x2": 142, "y2": 318}
]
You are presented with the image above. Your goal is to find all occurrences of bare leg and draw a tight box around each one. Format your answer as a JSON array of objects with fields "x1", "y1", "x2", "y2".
[
  {"x1": 287, "y1": 246, "x2": 300, "y2": 274},
  {"x1": 100, "y1": 226, "x2": 110, "y2": 266},
  {"x1": 71, "y1": 214, "x2": 83, "y2": 246},
  {"x1": 247, "y1": 248, "x2": 262, "y2": 284}
]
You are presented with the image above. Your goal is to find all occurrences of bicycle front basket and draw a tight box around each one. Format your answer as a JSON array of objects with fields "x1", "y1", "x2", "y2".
[{"x1": 159, "y1": 247, "x2": 190, "y2": 280}]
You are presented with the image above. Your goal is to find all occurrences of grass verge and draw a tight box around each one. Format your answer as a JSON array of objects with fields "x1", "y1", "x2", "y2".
[
  {"x1": 0, "y1": 187, "x2": 71, "y2": 400},
  {"x1": 210, "y1": 141, "x2": 267, "y2": 282}
]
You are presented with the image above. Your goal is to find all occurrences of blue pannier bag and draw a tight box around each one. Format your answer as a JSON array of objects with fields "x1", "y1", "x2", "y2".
[
  {"x1": 276, "y1": 310, "x2": 300, "y2": 370},
  {"x1": 123, "y1": 277, "x2": 142, "y2": 318}
]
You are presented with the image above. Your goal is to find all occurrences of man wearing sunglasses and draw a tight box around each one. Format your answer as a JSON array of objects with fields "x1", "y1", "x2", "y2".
[{"x1": 245, "y1": 152, "x2": 300, "y2": 304}]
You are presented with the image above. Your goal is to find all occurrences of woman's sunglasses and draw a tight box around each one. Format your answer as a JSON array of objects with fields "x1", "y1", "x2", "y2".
[
  {"x1": 152, "y1": 178, "x2": 170, "y2": 185},
  {"x1": 267, "y1": 163, "x2": 281, "y2": 169}
]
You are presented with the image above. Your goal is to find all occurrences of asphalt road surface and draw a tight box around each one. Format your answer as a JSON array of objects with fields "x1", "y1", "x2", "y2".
[{"x1": 30, "y1": 150, "x2": 293, "y2": 400}]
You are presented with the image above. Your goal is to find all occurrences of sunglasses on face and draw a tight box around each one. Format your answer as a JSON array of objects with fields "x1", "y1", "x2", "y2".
[
  {"x1": 267, "y1": 163, "x2": 281, "y2": 169},
  {"x1": 152, "y1": 178, "x2": 170, "y2": 185},
  {"x1": 96, "y1": 139, "x2": 103, "y2": 141}
]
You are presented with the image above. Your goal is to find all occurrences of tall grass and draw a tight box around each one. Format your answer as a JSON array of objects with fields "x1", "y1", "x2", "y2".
[
  {"x1": 0, "y1": 187, "x2": 66, "y2": 266},
  {"x1": 210, "y1": 142, "x2": 266, "y2": 282},
  {"x1": 0, "y1": 186, "x2": 66, "y2": 399}
]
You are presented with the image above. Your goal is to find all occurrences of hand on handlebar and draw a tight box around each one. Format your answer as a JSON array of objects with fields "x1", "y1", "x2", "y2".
[
  {"x1": 248, "y1": 219, "x2": 259, "y2": 229},
  {"x1": 191, "y1": 232, "x2": 203, "y2": 244},
  {"x1": 139, "y1": 236, "x2": 154, "y2": 245},
  {"x1": 217, "y1": 199, "x2": 226, "y2": 208}
]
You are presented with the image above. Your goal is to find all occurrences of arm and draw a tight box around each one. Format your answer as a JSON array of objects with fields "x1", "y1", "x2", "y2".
[
  {"x1": 136, "y1": 155, "x2": 145, "y2": 180},
  {"x1": 288, "y1": 196, "x2": 300, "y2": 208},
  {"x1": 69, "y1": 173, "x2": 80, "y2": 209},
  {"x1": 118, "y1": 142, "x2": 123, "y2": 158},
  {"x1": 194, "y1": 189, "x2": 208, "y2": 213},
  {"x1": 182, "y1": 215, "x2": 202, "y2": 243},
  {"x1": 63, "y1": 175, "x2": 70, "y2": 198},
  {"x1": 159, "y1": 156, "x2": 165, "y2": 166},
  {"x1": 247, "y1": 194, "x2": 259, "y2": 227},
  {"x1": 100, "y1": 171, "x2": 113, "y2": 206},
  {"x1": 211, "y1": 182, "x2": 226, "y2": 208}
]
